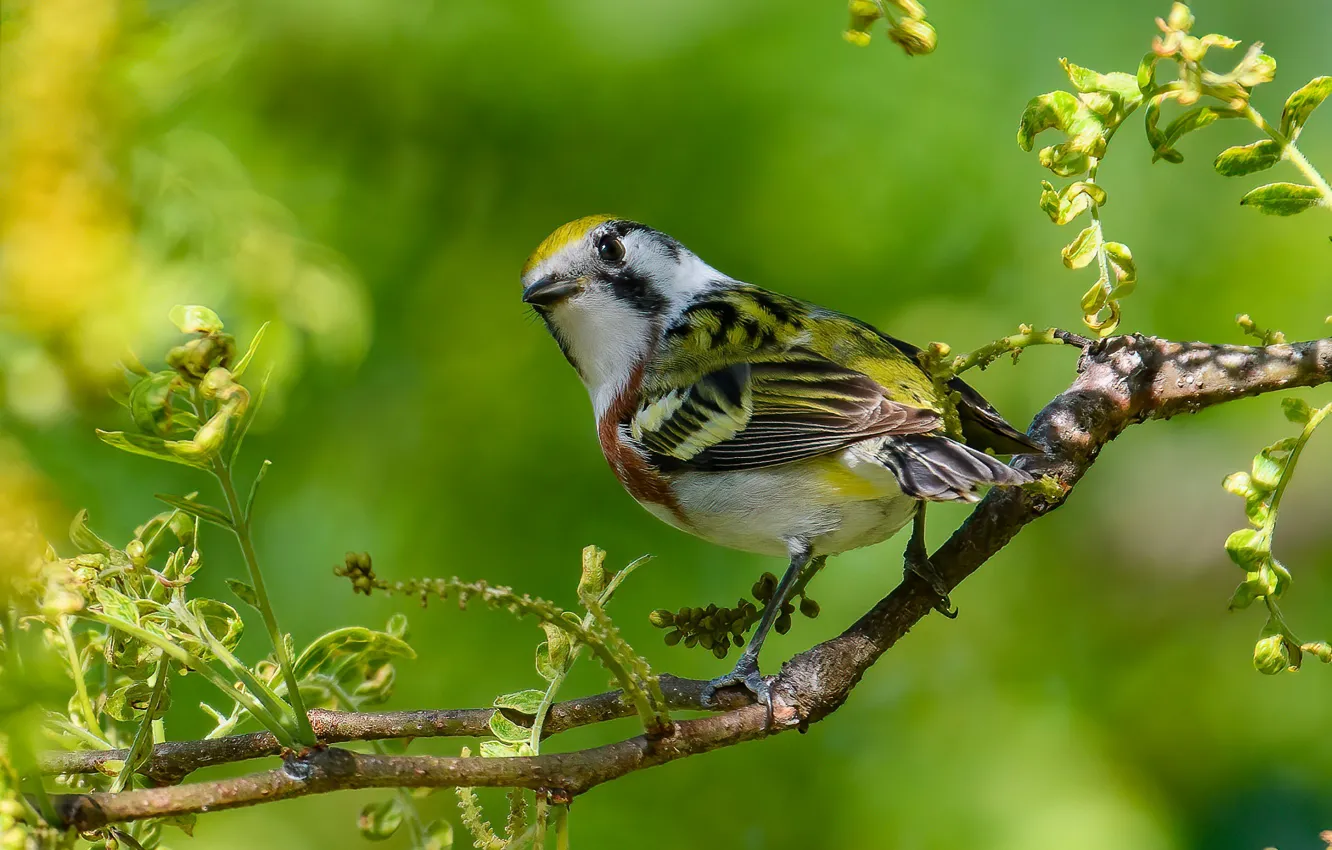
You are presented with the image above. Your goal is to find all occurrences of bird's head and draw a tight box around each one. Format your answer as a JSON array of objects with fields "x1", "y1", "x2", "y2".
[{"x1": 520, "y1": 216, "x2": 720, "y2": 403}]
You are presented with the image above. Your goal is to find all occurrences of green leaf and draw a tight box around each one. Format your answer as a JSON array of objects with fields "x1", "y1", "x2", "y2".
[
  {"x1": 129, "y1": 372, "x2": 183, "y2": 437},
  {"x1": 1136, "y1": 52, "x2": 1159, "y2": 94},
  {"x1": 162, "y1": 814, "x2": 198, "y2": 837},
  {"x1": 1267, "y1": 558, "x2": 1293, "y2": 598},
  {"x1": 1222, "y1": 471, "x2": 1256, "y2": 500},
  {"x1": 1280, "y1": 76, "x2": 1332, "y2": 138},
  {"x1": 1224, "y1": 528, "x2": 1269, "y2": 572},
  {"x1": 104, "y1": 682, "x2": 168, "y2": 722},
  {"x1": 1154, "y1": 107, "x2": 1224, "y2": 163},
  {"x1": 540, "y1": 621, "x2": 572, "y2": 671},
  {"x1": 184, "y1": 599, "x2": 245, "y2": 653},
  {"x1": 1239, "y1": 183, "x2": 1325, "y2": 216},
  {"x1": 1227, "y1": 576, "x2": 1263, "y2": 611},
  {"x1": 94, "y1": 585, "x2": 141, "y2": 625},
  {"x1": 1144, "y1": 95, "x2": 1184, "y2": 164},
  {"x1": 154, "y1": 494, "x2": 233, "y2": 529},
  {"x1": 358, "y1": 799, "x2": 405, "y2": 841},
  {"x1": 226, "y1": 579, "x2": 260, "y2": 609},
  {"x1": 1017, "y1": 90, "x2": 1105, "y2": 177},
  {"x1": 1103, "y1": 242, "x2": 1136, "y2": 299},
  {"x1": 488, "y1": 710, "x2": 531, "y2": 744},
  {"x1": 169, "y1": 305, "x2": 224, "y2": 334},
  {"x1": 493, "y1": 689, "x2": 546, "y2": 715},
  {"x1": 1080, "y1": 277, "x2": 1108, "y2": 315},
  {"x1": 1060, "y1": 59, "x2": 1140, "y2": 102},
  {"x1": 1061, "y1": 224, "x2": 1101, "y2": 269},
  {"x1": 424, "y1": 819, "x2": 454, "y2": 850},
  {"x1": 231, "y1": 322, "x2": 270, "y2": 379},
  {"x1": 478, "y1": 740, "x2": 522, "y2": 758},
  {"x1": 1251, "y1": 439, "x2": 1295, "y2": 489},
  {"x1": 69, "y1": 509, "x2": 116, "y2": 557},
  {"x1": 1039, "y1": 180, "x2": 1107, "y2": 225},
  {"x1": 95, "y1": 429, "x2": 210, "y2": 470},
  {"x1": 534, "y1": 642, "x2": 559, "y2": 681},
  {"x1": 1213, "y1": 140, "x2": 1282, "y2": 177},
  {"x1": 294, "y1": 627, "x2": 415, "y2": 681},
  {"x1": 1282, "y1": 398, "x2": 1313, "y2": 424}
]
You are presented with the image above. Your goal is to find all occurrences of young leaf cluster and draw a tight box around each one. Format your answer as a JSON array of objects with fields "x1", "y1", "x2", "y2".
[
  {"x1": 1222, "y1": 397, "x2": 1332, "y2": 674},
  {"x1": 1, "y1": 309, "x2": 417, "y2": 850},
  {"x1": 340, "y1": 547, "x2": 654, "y2": 848},
  {"x1": 1019, "y1": 3, "x2": 1331, "y2": 335},
  {"x1": 842, "y1": 0, "x2": 936, "y2": 57}
]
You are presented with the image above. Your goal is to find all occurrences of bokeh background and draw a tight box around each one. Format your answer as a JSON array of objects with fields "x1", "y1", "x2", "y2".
[{"x1": 3, "y1": 0, "x2": 1332, "y2": 847}]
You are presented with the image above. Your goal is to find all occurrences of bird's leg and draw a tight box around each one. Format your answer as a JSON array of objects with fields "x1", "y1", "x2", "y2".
[
  {"x1": 904, "y1": 505, "x2": 958, "y2": 618},
  {"x1": 701, "y1": 538, "x2": 812, "y2": 718}
]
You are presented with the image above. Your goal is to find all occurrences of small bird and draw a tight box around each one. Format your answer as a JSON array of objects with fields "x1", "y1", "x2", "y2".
[{"x1": 521, "y1": 215, "x2": 1037, "y2": 709}]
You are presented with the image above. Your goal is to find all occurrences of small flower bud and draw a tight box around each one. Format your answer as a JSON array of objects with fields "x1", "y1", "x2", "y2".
[
  {"x1": 799, "y1": 597, "x2": 821, "y2": 619},
  {"x1": 129, "y1": 371, "x2": 183, "y2": 436},
  {"x1": 1253, "y1": 633, "x2": 1290, "y2": 675},
  {"x1": 711, "y1": 643, "x2": 729, "y2": 660},
  {"x1": 200, "y1": 367, "x2": 234, "y2": 400},
  {"x1": 578, "y1": 545, "x2": 607, "y2": 600},
  {"x1": 1179, "y1": 35, "x2": 1202, "y2": 62},
  {"x1": 843, "y1": 29, "x2": 871, "y2": 47},
  {"x1": 664, "y1": 630, "x2": 683, "y2": 646},
  {"x1": 775, "y1": 613, "x2": 793, "y2": 635},
  {"x1": 1301, "y1": 641, "x2": 1332, "y2": 663},
  {"x1": 126, "y1": 539, "x2": 147, "y2": 567},
  {"x1": 1166, "y1": 2, "x2": 1193, "y2": 32},
  {"x1": 649, "y1": 609, "x2": 675, "y2": 628},
  {"x1": 752, "y1": 573, "x2": 777, "y2": 602}
]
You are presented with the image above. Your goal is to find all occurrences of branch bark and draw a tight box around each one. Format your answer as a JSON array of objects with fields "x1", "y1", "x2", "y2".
[
  {"x1": 46, "y1": 334, "x2": 1332, "y2": 831},
  {"x1": 37, "y1": 676, "x2": 743, "y2": 784}
]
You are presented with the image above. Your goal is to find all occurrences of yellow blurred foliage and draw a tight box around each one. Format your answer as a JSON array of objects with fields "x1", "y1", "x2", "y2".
[
  {"x1": 0, "y1": 438, "x2": 57, "y2": 586},
  {"x1": 0, "y1": 0, "x2": 370, "y2": 426},
  {"x1": 0, "y1": 0, "x2": 138, "y2": 420}
]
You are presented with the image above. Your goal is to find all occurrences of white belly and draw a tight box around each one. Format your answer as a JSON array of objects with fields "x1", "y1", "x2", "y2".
[{"x1": 641, "y1": 445, "x2": 919, "y2": 557}]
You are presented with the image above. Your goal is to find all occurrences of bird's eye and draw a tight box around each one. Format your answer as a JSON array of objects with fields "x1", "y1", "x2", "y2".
[{"x1": 596, "y1": 234, "x2": 626, "y2": 265}]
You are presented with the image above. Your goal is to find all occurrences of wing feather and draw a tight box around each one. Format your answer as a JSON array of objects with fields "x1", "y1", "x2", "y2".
[{"x1": 633, "y1": 349, "x2": 940, "y2": 471}]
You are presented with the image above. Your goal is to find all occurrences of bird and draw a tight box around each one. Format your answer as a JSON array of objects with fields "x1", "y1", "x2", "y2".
[{"x1": 520, "y1": 215, "x2": 1038, "y2": 710}]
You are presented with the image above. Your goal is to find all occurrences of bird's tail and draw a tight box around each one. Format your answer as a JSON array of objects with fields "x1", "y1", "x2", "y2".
[{"x1": 880, "y1": 434, "x2": 1032, "y2": 503}]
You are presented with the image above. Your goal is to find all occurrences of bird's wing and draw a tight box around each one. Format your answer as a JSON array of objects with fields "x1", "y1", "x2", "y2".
[{"x1": 631, "y1": 348, "x2": 941, "y2": 471}]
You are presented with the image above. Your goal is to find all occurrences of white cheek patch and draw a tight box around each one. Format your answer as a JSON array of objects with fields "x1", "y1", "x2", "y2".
[{"x1": 549, "y1": 288, "x2": 654, "y2": 415}]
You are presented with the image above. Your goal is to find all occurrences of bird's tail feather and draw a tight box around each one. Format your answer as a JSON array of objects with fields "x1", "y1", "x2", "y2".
[{"x1": 880, "y1": 434, "x2": 1032, "y2": 502}]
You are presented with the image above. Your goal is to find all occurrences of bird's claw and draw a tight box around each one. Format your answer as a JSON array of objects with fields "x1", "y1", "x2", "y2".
[
  {"x1": 701, "y1": 656, "x2": 776, "y2": 726},
  {"x1": 905, "y1": 553, "x2": 958, "y2": 619}
]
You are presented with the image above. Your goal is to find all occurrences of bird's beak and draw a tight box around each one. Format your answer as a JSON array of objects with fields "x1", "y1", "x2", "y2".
[{"x1": 522, "y1": 276, "x2": 583, "y2": 307}]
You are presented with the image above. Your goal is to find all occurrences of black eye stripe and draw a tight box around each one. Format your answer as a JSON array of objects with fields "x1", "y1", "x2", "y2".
[{"x1": 606, "y1": 269, "x2": 665, "y2": 313}]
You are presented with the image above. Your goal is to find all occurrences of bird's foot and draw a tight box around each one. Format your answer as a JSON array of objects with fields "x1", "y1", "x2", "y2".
[
  {"x1": 700, "y1": 655, "x2": 775, "y2": 726},
  {"x1": 904, "y1": 552, "x2": 958, "y2": 619}
]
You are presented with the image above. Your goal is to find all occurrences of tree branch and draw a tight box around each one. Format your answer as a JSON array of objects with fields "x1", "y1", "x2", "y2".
[
  {"x1": 37, "y1": 676, "x2": 744, "y2": 784},
  {"x1": 46, "y1": 334, "x2": 1332, "y2": 831}
]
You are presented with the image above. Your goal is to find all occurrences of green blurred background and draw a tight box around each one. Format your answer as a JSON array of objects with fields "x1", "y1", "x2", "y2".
[{"x1": 3, "y1": 0, "x2": 1332, "y2": 846}]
